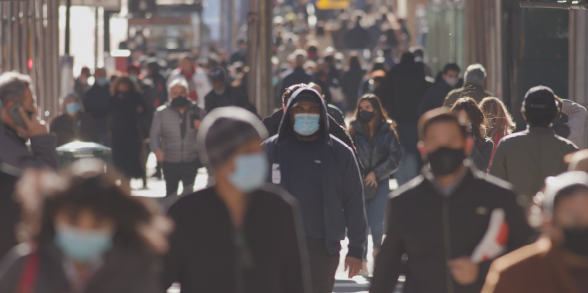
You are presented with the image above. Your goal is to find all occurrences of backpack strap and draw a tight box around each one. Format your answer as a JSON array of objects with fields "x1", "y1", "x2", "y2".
[{"x1": 15, "y1": 251, "x2": 40, "y2": 293}]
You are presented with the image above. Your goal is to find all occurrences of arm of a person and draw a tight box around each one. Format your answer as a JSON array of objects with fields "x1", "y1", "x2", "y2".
[
  {"x1": 28, "y1": 134, "x2": 58, "y2": 169},
  {"x1": 369, "y1": 198, "x2": 404, "y2": 293},
  {"x1": 373, "y1": 132, "x2": 402, "y2": 181},
  {"x1": 488, "y1": 140, "x2": 507, "y2": 180},
  {"x1": 280, "y1": 197, "x2": 312, "y2": 293},
  {"x1": 481, "y1": 264, "x2": 519, "y2": 293},
  {"x1": 562, "y1": 100, "x2": 587, "y2": 145},
  {"x1": 340, "y1": 148, "x2": 367, "y2": 259},
  {"x1": 149, "y1": 110, "x2": 163, "y2": 152}
]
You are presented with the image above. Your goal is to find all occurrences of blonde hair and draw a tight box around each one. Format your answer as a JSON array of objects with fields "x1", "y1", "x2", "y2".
[{"x1": 479, "y1": 97, "x2": 515, "y2": 142}]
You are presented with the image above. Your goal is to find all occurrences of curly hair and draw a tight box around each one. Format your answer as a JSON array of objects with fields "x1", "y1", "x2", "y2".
[{"x1": 479, "y1": 97, "x2": 515, "y2": 143}]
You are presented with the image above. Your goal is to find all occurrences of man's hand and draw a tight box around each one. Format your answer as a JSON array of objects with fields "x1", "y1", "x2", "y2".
[
  {"x1": 364, "y1": 171, "x2": 377, "y2": 187},
  {"x1": 154, "y1": 149, "x2": 164, "y2": 162},
  {"x1": 447, "y1": 257, "x2": 479, "y2": 285},
  {"x1": 16, "y1": 107, "x2": 47, "y2": 138},
  {"x1": 344, "y1": 256, "x2": 362, "y2": 278},
  {"x1": 193, "y1": 119, "x2": 201, "y2": 130}
]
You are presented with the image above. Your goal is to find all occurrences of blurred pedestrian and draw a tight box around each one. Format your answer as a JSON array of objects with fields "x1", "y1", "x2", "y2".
[
  {"x1": 309, "y1": 82, "x2": 345, "y2": 126},
  {"x1": 74, "y1": 67, "x2": 90, "y2": 101},
  {"x1": 412, "y1": 47, "x2": 432, "y2": 78},
  {"x1": 276, "y1": 50, "x2": 313, "y2": 101},
  {"x1": 50, "y1": 93, "x2": 99, "y2": 147},
  {"x1": 479, "y1": 97, "x2": 515, "y2": 170},
  {"x1": 83, "y1": 68, "x2": 111, "y2": 147},
  {"x1": 358, "y1": 63, "x2": 386, "y2": 99},
  {"x1": 150, "y1": 78, "x2": 206, "y2": 197},
  {"x1": 167, "y1": 55, "x2": 212, "y2": 109},
  {"x1": 418, "y1": 63, "x2": 461, "y2": 117},
  {"x1": 163, "y1": 107, "x2": 311, "y2": 293},
  {"x1": 342, "y1": 53, "x2": 366, "y2": 113},
  {"x1": 554, "y1": 96, "x2": 587, "y2": 149},
  {"x1": 443, "y1": 64, "x2": 493, "y2": 107},
  {"x1": 370, "y1": 108, "x2": 535, "y2": 293},
  {"x1": 108, "y1": 77, "x2": 146, "y2": 182},
  {"x1": 0, "y1": 159, "x2": 170, "y2": 293},
  {"x1": 230, "y1": 40, "x2": 248, "y2": 65},
  {"x1": 490, "y1": 86, "x2": 578, "y2": 210},
  {"x1": 145, "y1": 59, "x2": 168, "y2": 109},
  {"x1": 205, "y1": 67, "x2": 257, "y2": 114},
  {"x1": 451, "y1": 98, "x2": 494, "y2": 171},
  {"x1": 344, "y1": 15, "x2": 371, "y2": 50},
  {"x1": 332, "y1": 16, "x2": 349, "y2": 50},
  {"x1": 381, "y1": 52, "x2": 432, "y2": 186},
  {"x1": 0, "y1": 72, "x2": 57, "y2": 170},
  {"x1": 482, "y1": 171, "x2": 588, "y2": 293},
  {"x1": 348, "y1": 94, "x2": 401, "y2": 276},
  {"x1": 263, "y1": 87, "x2": 366, "y2": 292}
]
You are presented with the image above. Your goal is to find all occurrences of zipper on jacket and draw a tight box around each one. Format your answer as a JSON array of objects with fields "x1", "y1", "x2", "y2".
[{"x1": 442, "y1": 198, "x2": 455, "y2": 293}]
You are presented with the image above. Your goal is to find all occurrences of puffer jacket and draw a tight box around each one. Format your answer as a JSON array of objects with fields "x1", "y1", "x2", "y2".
[
  {"x1": 350, "y1": 120, "x2": 402, "y2": 181},
  {"x1": 150, "y1": 102, "x2": 206, "y2": 163}
]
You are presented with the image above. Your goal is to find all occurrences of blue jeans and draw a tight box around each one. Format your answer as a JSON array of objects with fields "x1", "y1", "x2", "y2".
[
  {"x1": 363, "y1": 178, "x2": 390, "y2": 261},
  {"x1": 394, "y1": 123, "x2": 420, "y2": 186}
]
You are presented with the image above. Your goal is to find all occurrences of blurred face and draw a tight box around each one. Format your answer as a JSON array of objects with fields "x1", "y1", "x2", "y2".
[
  {"x1": 443, "y1": 70, "x2": 459, "y2": 80},
  {"x1": 289, "y1": 101, "x2": 321, "y2": 122},
  {"x1": 359, "y1": 100, "x2": 375, "y2": 113},
  {"x1": 546, "y1": 191, "x2": 588, "y2": 243},
  {"x1": 418, "y1": 121, "x2": 473, "y2": 159},
  {"x1": 216, "y1": 138, "x2": 264, "y2": 179},
  {"x1": 54, "y1": 207, "x2": 115, "y2": 233},
  {"x1": 181, "y1": 58, "x2": 194, "y2": 73},
  {"x1": 116, "y1": 82, "x2": 130, "y2": 93},
  {"x1": 170, "y1": 84, "x2": 187, "y2": 100},
  {"x1": 95, "y1": 69, "x2": 106, "y2": 79},
  {"x1": 212, "y1": 79, "x2": 225, "y2": 91}
]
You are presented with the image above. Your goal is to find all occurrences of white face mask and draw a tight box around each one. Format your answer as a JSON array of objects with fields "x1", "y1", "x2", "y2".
[{"x1": 444, "y1": 77, "x2": 459, "y2": 87}]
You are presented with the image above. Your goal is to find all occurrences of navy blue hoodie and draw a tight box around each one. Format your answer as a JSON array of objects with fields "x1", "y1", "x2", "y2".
[{"x1": 263, "y1": 88, "x2": 367, "y2": 259}]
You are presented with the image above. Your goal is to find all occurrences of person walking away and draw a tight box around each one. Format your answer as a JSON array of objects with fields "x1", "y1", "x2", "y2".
[
  {"x1": 108, "y1": 77, "x2": 146, "y2": 182},
  {"x1": 489, "y1": 86, "x2": 578, "y2": 210},
  {"x1": 370, "y1": 108, "x2": 536, "y2": 293},
  {"x1": 443, "y1": 64, "x2": 493, "y2": 107},
  {"x1": 479, "y1": 97, "x2": 515, "y2": 170},
  {"x1": 412, "y1": 47, "x2": 433, "y2": 78},
  {"x1": 205, "y1": 67, "x2": 257, "y2": 114},
  {"x1": 50, "y1": 93, "x2": 99, "y2": 147},
  {"x1": 0, "y1": 159, "x2": 170, "y2": 293},
  {"x1": 482, "y1": 171, "x2": 588, "y2": 293},
  {"x1": 167, "y1": 55, "x2": 212, "y2": 109},
  {"x1": 348, "y1": 94, "x2": 401, "y2": 276},
  {"x1": 309, "y1": 82, "x2": 345, "y2": 127},
  {"x1": 342, "y1": 53, "x2": 366, "y2": 113},
  {"x1": 450, "y1": 98, "x2": 494, "y2": 171},
  {"x1": 263, "y1": 87, "x2": 367, "y2": 293},
  {"x1": 74, "y1": 67, "x2": 90, "y2": 101},
  {"x1": 163, "y1": 107, "x2": 311, "y2": 293},
  {"x1": 0, "y1": 72, "x2": 57, "y2": 170},
  {"x1": 380, "y1": 52, "x2": 432, "y2": 186},
  {"x1": 344, "y1": 15, "x2": 371, "y2": 51},
  {"x1": 150, "y1": 78, "x2": 206, "y2": 197},
  {"x1": 418, "y1": 63, "x2": 460, "y2": 117},
  {"x1": 84, "y1": 68, "x2": 111, "y2": 147},
  {"x1": 276, "y1": 50, "x2": 312, "y2": 101}
]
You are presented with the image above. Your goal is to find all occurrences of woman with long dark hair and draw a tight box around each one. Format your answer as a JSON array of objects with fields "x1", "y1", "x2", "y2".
[
  {"x1": 450, "y1": 97, "x2": 494, "y2": 171},
  {"x1": 348, "y1": 94, "x2": 402, "y2": 276},
  {"x1": 109, "y1": 77, "x2": 146, "y2": 182},
  {"x1": 0, "y1": 159, "x2": 170, "y2": 293}
]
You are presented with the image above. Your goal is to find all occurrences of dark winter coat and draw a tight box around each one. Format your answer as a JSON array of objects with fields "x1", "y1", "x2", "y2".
[
  {"x1": 263, "y1": 91, "x2": 367, "y2": 258},
  {"x1": 50, "y1": 113, "x2": 99, "y2": 147},
  {"x1": 0, "y1": 242, "x2": 162, "y2": 293},
  {"x1": 83, "y1": 84, "x2": 111, "y2": 136},
  {"x1": 276, "y1": 67, "x2": 313, "y2": 101},
  {"x1": 418, "y1": 79, "x2": 455, "y2": 117},
  {"x1": 342, "y1": 67, "x2": 366, "y2": 110},
  {"x1": 350, "y1": 120, "x2": 402, "y2": 180},
  {"x1": 163, "y1": 185, "x2": 311, "y2": 293},
  {"x1": 370, "y1": 163, "x2": 537, "y2": 293},
  {"x1": 327, "y1": 104, "x2": 345, "y2": 126},
  {"x1": 204, "y1": 85, "x2": 257, "y2": 115},
  {"x1": 0, "y1": 167, "x2": 20, "y2": 260},
  {"x1": 344, "y1": 25, "x2": 371, "y2": 49}
]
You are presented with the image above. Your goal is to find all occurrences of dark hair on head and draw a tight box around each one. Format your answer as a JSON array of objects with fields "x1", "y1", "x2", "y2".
[
  {"x1": 451, "y1": 97, "x2": 488, "y2": 150},
  {"x1": 418, "y1": 107, "x2": 467, "y2": 141},
  {"x1": 307, "y1": 46, "x2": 318, "y2": 53},
  {"x1": 385, "y1": 29, "x2": 399, "y2": 47},
  {"x1": 80, "y1": 67, "x2": 91, "y2": 75},
  {"x1": 371, "y1": 62, "x2": 386, "y2": 73},
  {"x1": 349, "y1": 94, "x2": 397, "y2": 138},
  {"x1": 110, "y1": 76, "x2": 139, "y2": 96},
  {"x1": 281, "y1": 83, "x2": 308, "y2": 106},
  {"x1": 443, "y1": 63, "x2": 461, "y2": 75},
  {"x1": 412, "y1": 48, "x2": 424, "y2": 58},
  {"x1": 552, "y1": 184, "x2": 588, "y2": 215},
  {"x1": 15, "y1": 159, "x2": 171, "y2": 254},
  {"x1": 522, "y1": 101, "x2": 558, "y2": 127},
  {"x1": 126, "y1": 64, "x2": 141, "y2": 74},
  {"x1": 348, "y1": 53, "x2": 362, "y2": 70}
]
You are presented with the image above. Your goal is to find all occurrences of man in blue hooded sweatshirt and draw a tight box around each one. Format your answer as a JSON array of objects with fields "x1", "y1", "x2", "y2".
[{"x1": 263, "y1": 87, "x2": 367, "y2": 293}]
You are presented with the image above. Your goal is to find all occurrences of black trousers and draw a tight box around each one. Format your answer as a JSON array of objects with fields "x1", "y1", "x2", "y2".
[
  {"x1": 306, "y1": 241, "x2": 340, "y2": 293},
  {"x1": 162, "y1": 160, "x2": 200, "y2": 197}
]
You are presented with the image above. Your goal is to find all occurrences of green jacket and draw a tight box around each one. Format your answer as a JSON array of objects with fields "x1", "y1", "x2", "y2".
[
  {"x1": 489, "y1": 127, "x2": 578, "y2": 208},
  {"x1": 443, "y1": 84, "x2": 493, "y2": 107}
]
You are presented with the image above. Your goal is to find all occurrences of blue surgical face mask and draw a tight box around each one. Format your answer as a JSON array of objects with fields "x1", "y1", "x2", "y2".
[
  {"x1": 467, "y1": 122, "x2": 473, "y2": 131},
  {"x1": 229, "y1": 152, "x2": 268, "y2": 193},
  {"x1": 129, "y1": 74, "x2": 139, "y2": 82},
  {"x1": 54, "y1": 224, "x2": 113, "y2": 263},
  {"x1": 272, "y1": 77, "x2": 280, "y2": 86},
  {"x1": 293, "y1": 113, "x2": 320, "y2": 136},
  {"x1": 66, "y1": 102, "x2": 81, "y2": 115},
  {"x1": 97, "y1": 77, "x2": 108, "y2": 86}
]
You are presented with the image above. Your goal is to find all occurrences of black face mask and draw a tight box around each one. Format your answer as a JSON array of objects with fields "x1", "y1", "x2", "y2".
[
  {"x1": 171, "y1": 96, "x2": 190, "y2": 108},
  {"x1": 563, "y1": 226, "x2": 588, "y2": 256},
  {"x1": 359, "y1": 110, "x2": 375, "y2": 123},
  {"x1": 427, "y1": 147, "x2": 465, "y2": 176}
]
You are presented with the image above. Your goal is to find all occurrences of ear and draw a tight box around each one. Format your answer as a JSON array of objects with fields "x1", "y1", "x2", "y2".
[
  {"x1": 464, "y1": 136, "x2": 474, "y2": 156},
  {"x1": 417, "y1": 140, "x2": 427, "y2": 160}
]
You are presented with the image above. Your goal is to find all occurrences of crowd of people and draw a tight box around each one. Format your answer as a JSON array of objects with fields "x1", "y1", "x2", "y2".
[{"x1": 0, "y1": 3, "x2": 588, "y2": 293}]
